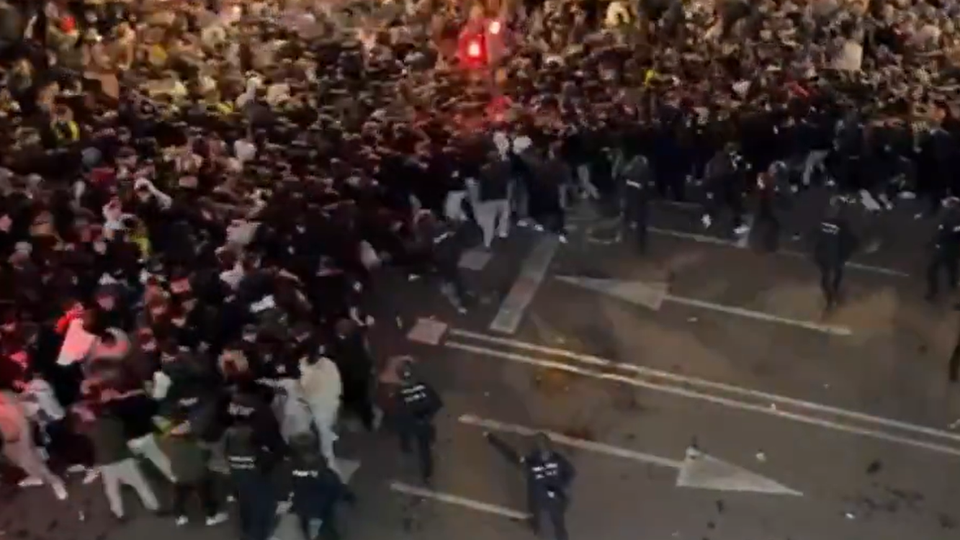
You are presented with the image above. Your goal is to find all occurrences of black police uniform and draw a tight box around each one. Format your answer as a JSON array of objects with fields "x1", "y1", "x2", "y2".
[
  {"x1": 224, "y1": 425, "x2": 278, "y2": 540},
  {"x1": 392, "y1": 380, "x2": 443, "y2": 483},
  {"x1": 485, "y1": 434, "x2": 575, "y2": 540},
  {"x1": 814, "y1": 215, "x2": 856, "y2": 308},
  {"x1": 290, "y1": 460, "x2": 355, "y2": 540},
  {"x1": 522, "y1": 450, "x2": 575, "y2": 540},
  {"x1": 621, "y1": 154, "x2": 651, "y2": 253},
  {"x1": 926, "y1": 209, "x2": 960, "y2": 300}
]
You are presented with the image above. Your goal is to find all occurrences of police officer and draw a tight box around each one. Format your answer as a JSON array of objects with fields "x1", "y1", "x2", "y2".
[
  {"x1": 814, "y1": 199, "x2": 857, "y2": 310},
  {"x1": 486, "y1": 433, "x2": 575, "y2": 540},
  {"x1": 926, "y1": 197, "x2": 960, "y2": 301},
  {"x1": 620, "y1": 152, "x2": 652, "y2": 253},
  {"x1": 224, "y1": 424, "x2": 279, "y2": 540},
  {"x1": 391, "y1": 361, "x2": 443, "y2": 484},
  {"x1": 287, "y1": 435, "x2": 356, "y2": 540}
]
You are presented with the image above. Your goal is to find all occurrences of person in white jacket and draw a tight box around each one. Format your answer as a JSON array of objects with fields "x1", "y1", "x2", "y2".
[
  {"x1": 0, "y1": 390, "x2": 68, "y2": 500},
  {"x1": 298, "y1": 355, "x2": 342, "y2": 478}
]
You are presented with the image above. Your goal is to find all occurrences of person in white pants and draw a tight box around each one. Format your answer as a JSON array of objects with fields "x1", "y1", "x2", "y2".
[
  {"x1": 472, "y1": 152, "x2": 514, "y2": 248},
  {"x1": 0, "y1": 391, "x2": 68, "y2": 500},
  {"x1": 101, "y1": 457, "x2": 160, "y2": 518},
  {"x1": 127, "y1": 430, "x2": 176, "y2": 481},
  {"x1": 299, "y1": 355, "x2": 344, "y2": 479}
]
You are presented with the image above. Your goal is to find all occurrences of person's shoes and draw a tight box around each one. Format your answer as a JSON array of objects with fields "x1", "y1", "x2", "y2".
[
  {"x1": 497, "y1": 230, "x2": 509, "y2": 239},
  {"x1": 407, "y1": 274, "x2": 421, "y2": 282},
  {"x1": 176, "y1": 516, "x2": 189, "y2": 527},
  {"x1": 52, "y1": 482, "x2": 68, "y2": 501},
  {"x1": 533, "y1": 224, "x2": 544, "y2": 232},
  {"x1": 558, "y1": 235, "x2": 568, "y2": 244},
  {"x1": 66, "y1": 464, "x2": 86, "y2": 474},
  {"x1": 18, "y1": 477, "x2": 43, "y2": 488},
  {"x1": 517, "y1": 219, "x2": 530, "y2": 228},
  {"x1": 205, "y1": 512, "x2": 228, "y2": 526},
  {"x1": 734, "y1": 224, "x2": 750, "y2": 236}
]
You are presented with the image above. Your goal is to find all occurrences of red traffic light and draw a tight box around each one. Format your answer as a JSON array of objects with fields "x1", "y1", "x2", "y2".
[
  {"x1": 467, "y1": 39, "x2": 483, "y2": 59},
  {"x1": 458, "y1": 31, "x2": 487, "y2": 67}
]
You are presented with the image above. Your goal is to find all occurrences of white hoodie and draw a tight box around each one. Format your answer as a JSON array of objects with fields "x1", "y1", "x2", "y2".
[{"x1": 299, "y1": 356, "x2": 342, "y2": 428}]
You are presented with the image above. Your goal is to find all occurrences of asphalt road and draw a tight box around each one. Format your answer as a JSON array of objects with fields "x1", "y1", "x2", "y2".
[{"x1": 4, "y1": 198, "x2": 960, "y2": 540}]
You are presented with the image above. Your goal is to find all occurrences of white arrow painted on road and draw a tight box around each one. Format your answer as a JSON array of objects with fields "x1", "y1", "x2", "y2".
[
  {"x1": 555, "y1": 275, "x2": 852, "y2": 336},
  {"x1": 459, "y1": 414, "x2": 802, "y2": 496}
]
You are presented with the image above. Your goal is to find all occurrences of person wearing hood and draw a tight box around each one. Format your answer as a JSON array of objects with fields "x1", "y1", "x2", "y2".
[{"x1": 299, "y1": 353, "x2": 343, "y2": 478}]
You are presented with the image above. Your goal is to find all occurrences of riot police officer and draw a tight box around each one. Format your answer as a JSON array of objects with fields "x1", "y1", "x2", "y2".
[
  {"x1": 287, "y1": 435, "x2": 356, "y2": 540},
  {"x1": 486, "y1": 433, "x2": 575, "y2": 540},
  {"x1": 814, "y1": 199, "x2": 857, "y2": 310},
  {"x1": 926, "y1": 197, "x2": 960, "y2": 301},
  {"x1": 224, "y1": 424, "x2": 279, "y2": 540},
  {"x1": 391, "y1": 361, "x2": 443, "y2": 484},
  {"x1": 620, "y1": 152, "x2": 652, "y2": 253}
]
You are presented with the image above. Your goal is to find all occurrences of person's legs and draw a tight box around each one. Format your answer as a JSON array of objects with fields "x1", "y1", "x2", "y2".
[
  {"x1": 444, "y1": 190, "x2": 467, "y2": 222},
  {"x1": 494, "y1": 199, "x2": 511, "y2": 238},
  {"x1": 315, "y1": 418, "x2": 341, "y2": 476},
  {"x1": 129, "y1": 433, "x2": 176, "y2": 481},
  {"x1": 100, "y1": 462, "x2": 125, "y2": 518},
  {"x1": 5, "y1": 433, "x2": 67, "y2": 499},
  {"x1": 475, "y1": 201, "x2": 497, "y2": 248},
  {"x1": 116, "y1": 458, "x2": 159, "y2": 511},
  {"x1": 172, "y1": 483, "x2": 192, "y2": 520}
]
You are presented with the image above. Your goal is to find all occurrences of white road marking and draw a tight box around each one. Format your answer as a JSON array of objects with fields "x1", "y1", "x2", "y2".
[
  {"x1": 676, "y1": 450, "x2": 801, "y2": 495},
  {"x1": 647, "y1": 227, "x2": 910, "y2": 277},
  {"x1": 555, "y1": 275, "x2": 853, "y2": 336},
  {"x1": 459, "y1": 414, "x2": 800, "y2": 495},
  {"x1": 489, "y1": 236, "x2": 559, "y2": 334},
  {"x1": 389, "y1": 481, "x2": 530, "y2": 520},
  {"x1": 406, "y1": 318, "x2": 449, "y2": 345},
  {"x1": 664, "y1": 295, "x2": 851, "y2": 336},
  {"x1": 444, "y1": 340, "x2": 960, "y2": 458},
  {"x1": 448, "y1": 329, "x2": 960, "y2": 445}
]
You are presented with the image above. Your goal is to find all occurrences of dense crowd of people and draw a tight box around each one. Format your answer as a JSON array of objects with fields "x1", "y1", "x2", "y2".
[{"x1": 1, "y1": 0, "x2": 960, "y2": 537}]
